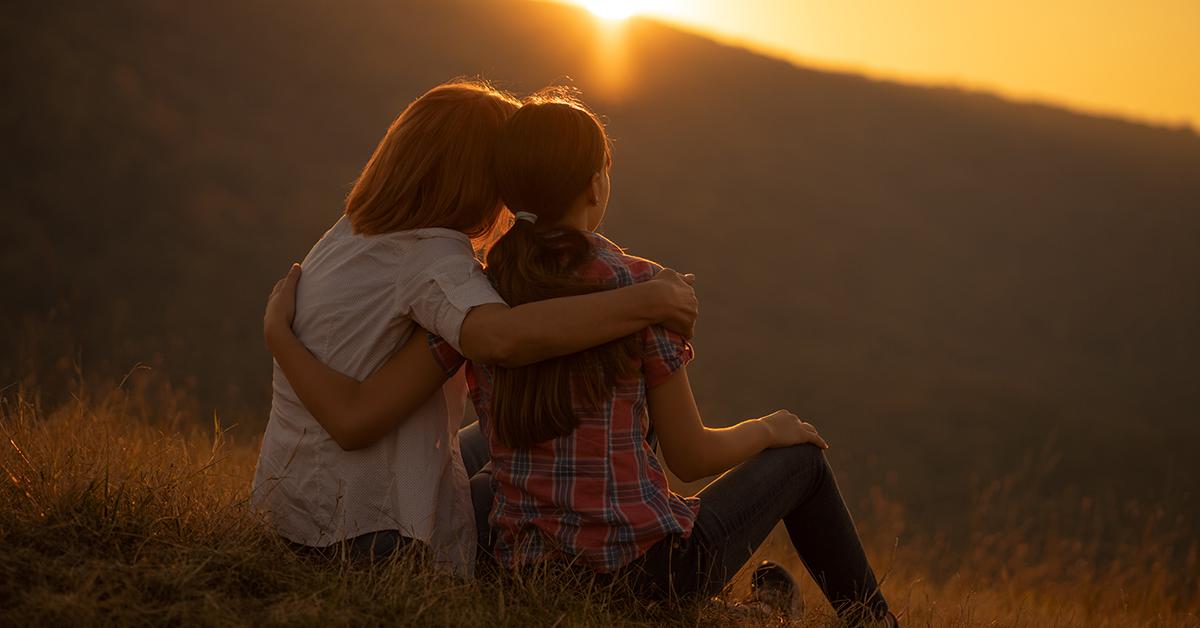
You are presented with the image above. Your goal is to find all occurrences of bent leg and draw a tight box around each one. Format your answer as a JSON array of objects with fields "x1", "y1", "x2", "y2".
[{"x1": 687, "y1": 445, "x2": 888, "y2": 620}]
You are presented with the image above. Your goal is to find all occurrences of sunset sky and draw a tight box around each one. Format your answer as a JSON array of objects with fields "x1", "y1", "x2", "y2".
[{"x1": 558, "y1": 0, "x2": 1200, "y2": 127}]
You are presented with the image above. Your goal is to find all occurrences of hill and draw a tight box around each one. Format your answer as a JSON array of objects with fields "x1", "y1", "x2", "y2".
[
  {"x1": 2, "y1": 0, "x2": 1199, "y2": 546},
  {"x1": 1, "y1": 386, "x2": 1193, "y2": 626}
]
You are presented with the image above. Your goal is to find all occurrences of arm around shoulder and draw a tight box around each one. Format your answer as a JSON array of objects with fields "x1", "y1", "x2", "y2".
[{"x1": 459, "y1": 280, "x2": 668, "y2": 367}]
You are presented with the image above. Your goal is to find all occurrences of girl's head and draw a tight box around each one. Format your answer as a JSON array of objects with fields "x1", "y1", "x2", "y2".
[
  {"x1": 486, "y1": 89, "x2": 637, "y2": 449},
  {"x1": 493, "y1": 88, "x2": 613, "y2": 231},
  {"x1": 344, "y1": 80, "x2": 520, "y2": 246}
]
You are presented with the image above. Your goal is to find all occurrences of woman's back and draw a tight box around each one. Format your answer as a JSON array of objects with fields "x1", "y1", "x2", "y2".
[
  {"x1": 253, "y1": 215, "x2": 501, "y2": 573},
  {"x1": 432, "y1": 232, "x2": 698, "y2": 572}
]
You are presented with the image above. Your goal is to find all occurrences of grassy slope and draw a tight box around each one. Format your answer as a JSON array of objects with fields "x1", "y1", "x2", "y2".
[
  {"x1": 4, "y1": 1, "x2": 1200, "y2": 546},
  {"x1": 2, "y1": 2, "x2": 1198, "y2": 624},
  {"x1": 1, "y1": 375, "x2": 1195, "y2": 627}
]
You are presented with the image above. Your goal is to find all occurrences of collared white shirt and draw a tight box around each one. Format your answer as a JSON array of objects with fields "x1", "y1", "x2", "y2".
[{"x1": 251, "y1": 216, "x2": 504, "y2": 575}]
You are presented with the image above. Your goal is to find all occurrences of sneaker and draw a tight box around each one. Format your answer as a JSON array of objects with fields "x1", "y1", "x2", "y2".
[{"x1": 749, "y1": 560, "x2": 804, "y2": 617}]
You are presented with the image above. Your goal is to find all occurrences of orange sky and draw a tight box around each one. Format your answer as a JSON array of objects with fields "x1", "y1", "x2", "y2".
[{"x1": 559, "y1": 0, "x2": 1200, "y2": 128}]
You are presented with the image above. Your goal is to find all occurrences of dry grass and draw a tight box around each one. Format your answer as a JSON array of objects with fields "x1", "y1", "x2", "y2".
[{"x1": 1, "y1": 373, "x2": 1197, "y2": 627}]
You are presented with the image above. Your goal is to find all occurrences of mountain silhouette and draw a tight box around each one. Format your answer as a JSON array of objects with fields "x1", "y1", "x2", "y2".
[{"x1": 3, "y1": 0, "x2": 1198, "y2": 538}]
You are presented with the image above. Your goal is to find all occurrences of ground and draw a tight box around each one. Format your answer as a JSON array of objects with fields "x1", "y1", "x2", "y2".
[{"x1": 1, "y1": 377, "x2": 1195, "y2": 627}]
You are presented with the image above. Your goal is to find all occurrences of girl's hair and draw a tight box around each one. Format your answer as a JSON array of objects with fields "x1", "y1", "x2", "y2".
[
  {"x1": 344, "y1": 79, "x2": 520, "y2": 246},
  {"x1": 487, "y1": 88, "x2": 640, "y2": 449}
]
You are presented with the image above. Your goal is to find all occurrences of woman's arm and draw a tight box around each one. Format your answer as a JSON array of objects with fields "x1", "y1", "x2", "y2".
[
  {"x1": 263, "y1": 262, "x2": 698, "y2": 451},
  {"x1": 264, "y1": 265, "x2": 449, "y2": 451},
  {"x1": 647, "y1": 367, "x2": 828, "y2": 482},
  {"x1": 459, "y1": 268, "x2": 698, "y2": 368}
]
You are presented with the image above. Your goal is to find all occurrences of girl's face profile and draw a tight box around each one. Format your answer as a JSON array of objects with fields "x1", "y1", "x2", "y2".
[{"x1": 587, "y1": 165, "x2": 611, "y2": 231}]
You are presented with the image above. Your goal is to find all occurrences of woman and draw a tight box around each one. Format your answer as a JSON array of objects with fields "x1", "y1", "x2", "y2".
[
  {"x1": 252, "y1": 80, "x2": 698, "y2": 576},
  {"x1": 263, "y1": 90, "x2": 894, "y2": 625}
]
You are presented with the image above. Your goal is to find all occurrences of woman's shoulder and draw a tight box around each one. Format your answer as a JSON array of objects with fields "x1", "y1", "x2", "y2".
[
  {"x1": 373, "y1": 228, "x2": 484, "y2": 279},
  {"x1": 582, "y1": 232, "x2": 663, "y2": 287},
  {"x1": 401, "y1": 228, "x2": 477, "y2": 255},
  {"x1": 327, "y1": 220, "x2": 478, "y2": 263},
  {"x1": 340, "y1": 226, "x2": 483, "y2": 290}
]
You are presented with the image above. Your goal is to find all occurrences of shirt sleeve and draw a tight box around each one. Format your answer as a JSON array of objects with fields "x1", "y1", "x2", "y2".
[
  {"x1": 399, "y1": 240, "x2": 506, "y2": 354},
  {"x1": 427, "y1": 332, "x2": 466, "y2": 378},
  {"x1": 641, "y1": 324, "x2": 695, "y2": 389}
]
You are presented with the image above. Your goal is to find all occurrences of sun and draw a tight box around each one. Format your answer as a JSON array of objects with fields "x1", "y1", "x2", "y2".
[{"x1": 583, "y1": 1, "x2": 640, "y2": 21}]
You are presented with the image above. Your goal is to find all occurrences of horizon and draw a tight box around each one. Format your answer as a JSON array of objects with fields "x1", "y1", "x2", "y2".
[
  {"x1": 552, "y1": 0, "x2": 1200, "y2": 129},
  {"x1": 2, "y1": 2, "x2": 1198, "y2": 625}
]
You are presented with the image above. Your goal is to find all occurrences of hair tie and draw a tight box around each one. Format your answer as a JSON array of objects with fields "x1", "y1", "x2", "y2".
[{"x1": 513, "y1": 211, "x2": 538, "y2": 224}]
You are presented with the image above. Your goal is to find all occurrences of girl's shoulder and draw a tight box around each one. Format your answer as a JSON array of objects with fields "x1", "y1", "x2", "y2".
[{"x1": 582, "y1": 232, "x2": 663, "y2": 288}]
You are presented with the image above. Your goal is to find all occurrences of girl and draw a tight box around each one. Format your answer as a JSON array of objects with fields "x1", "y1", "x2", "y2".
[
  {"x1": 253, "y1": 80, "x2": 698, "y2": 576},
  {"x1": 263, "y1": 90, "x2": 894, "y2": 624}
]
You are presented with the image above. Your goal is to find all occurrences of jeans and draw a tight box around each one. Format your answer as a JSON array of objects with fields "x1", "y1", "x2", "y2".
[
  {"x1": 459, "y1": 421, "x2": 497, "y2": 561},
  {"x1": 460, "y1": 427, "x2": 888, "y2": 621},
  {"x1": 289, "y1": 529, "x2": 416, "y2": 563},
  {"x1": 622, "y1": 444, "x2": 890, "y2": 622}
]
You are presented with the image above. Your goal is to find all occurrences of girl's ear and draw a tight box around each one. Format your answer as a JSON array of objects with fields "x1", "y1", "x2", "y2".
[{"x1": 588, "y1": 172, "x2": 602, "y2": 205}]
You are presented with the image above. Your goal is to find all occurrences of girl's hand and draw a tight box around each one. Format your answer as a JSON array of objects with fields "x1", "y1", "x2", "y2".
[
  {"x1": 650, "y1": 268, "x2": 699, "y2": 339},
  {"x1": 759, "y1": 410, "x2": 829, "y2": 449},
  {"x1": 264, "y1": 263, "x2": 302, "y2": 349}
]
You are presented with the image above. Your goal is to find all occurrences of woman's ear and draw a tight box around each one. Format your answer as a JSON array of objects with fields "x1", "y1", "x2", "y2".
[{"x1": 588, "y1": 172, "x2": 602, "y2": 205}]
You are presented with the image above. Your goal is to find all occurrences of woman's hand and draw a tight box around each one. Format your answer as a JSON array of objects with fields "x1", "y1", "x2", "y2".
[
  {"x1": 264, "y1": 263, "x2": 302, "y2": 350},
  {"x1": 649, "y1": 268, "x2": 699, "y2": 339},
  {"x1": 758, "y1": 411, "x2": 829, "y2": 449}
]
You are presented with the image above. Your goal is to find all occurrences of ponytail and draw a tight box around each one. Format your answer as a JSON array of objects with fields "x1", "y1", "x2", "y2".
[{"x1": 486, "y1": 92, "x2": 639, "y2": 449}]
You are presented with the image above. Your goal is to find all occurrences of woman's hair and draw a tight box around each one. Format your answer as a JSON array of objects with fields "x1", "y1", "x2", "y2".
[
  {"x1": 487, "y1": 88, "x2": 640, "y2": 449},
  {"x1": 344, "y1": 79, "x2": 520, "y2": 246}
]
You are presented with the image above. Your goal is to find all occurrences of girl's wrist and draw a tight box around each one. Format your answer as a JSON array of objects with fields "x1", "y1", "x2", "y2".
[
  {"x1": 747, "y1": 417, "x2": 775, "y2": 450},
  {"x1": 637, "y1": 280, "x2": 670, "y2": 324}
]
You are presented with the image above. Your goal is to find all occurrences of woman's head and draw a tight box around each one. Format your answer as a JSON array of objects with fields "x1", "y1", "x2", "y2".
[
  {"x1": 344, "y1": 80, "x2": 520, "y2": 244},
  {"x1": 493, "y1": 88, "x2": 613, "y2": 231}
]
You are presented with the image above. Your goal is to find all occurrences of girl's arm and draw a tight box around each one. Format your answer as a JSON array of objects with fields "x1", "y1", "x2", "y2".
[
  {"x1": 262, "y1": 263, "x2": 700, "y2": 450},
  {"x1": 647, "y1": 367, "x2": 829, "y2": 482},
  {"x1": 264, "y1": 265, "x2": 449, "y2": 450},
  {"x1": 459, "y1": 268, "x2": 698, "y2": 367}
]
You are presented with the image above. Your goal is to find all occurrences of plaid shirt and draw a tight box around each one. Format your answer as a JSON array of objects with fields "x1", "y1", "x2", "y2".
[{"x1": 430, "y1": 232, "x2": 699, "y2": 572}]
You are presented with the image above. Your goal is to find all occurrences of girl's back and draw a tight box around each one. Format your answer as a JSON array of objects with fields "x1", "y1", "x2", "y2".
[{"x1": 431, "y1": 231, "x2": 698, "y2": 572}]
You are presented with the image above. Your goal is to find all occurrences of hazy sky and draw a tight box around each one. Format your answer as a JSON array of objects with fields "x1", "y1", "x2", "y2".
[{"x1": 559, "y1": 0, "x2": 1200, "y2": 127}]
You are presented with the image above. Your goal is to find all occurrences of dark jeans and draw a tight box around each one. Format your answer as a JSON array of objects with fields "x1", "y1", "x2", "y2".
[
  {"x1": 289, "y1": 529, "x2": 417, "y2": 563},
  {"x1": 621, "y1": 444, "x2": 890, "y2": 623},
  {"x1": 449, "y1": 427, "x2": 888, "y2": 621},
  {"x1": 459, "y1": 421, "x2": 496, "y2": 560}
]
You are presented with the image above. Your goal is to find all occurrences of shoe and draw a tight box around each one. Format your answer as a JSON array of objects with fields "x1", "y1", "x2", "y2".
[{"x1": 749, "y1": 560, "x2": 804, "y2": 617}]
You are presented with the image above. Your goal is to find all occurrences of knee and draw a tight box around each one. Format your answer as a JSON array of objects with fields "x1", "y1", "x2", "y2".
[
  {"x1": 778, "y1": 442, "x2": 825, "y2": 462},
  {"x1": 775, "y1": 443, "x2": 831, "y2": 478}
]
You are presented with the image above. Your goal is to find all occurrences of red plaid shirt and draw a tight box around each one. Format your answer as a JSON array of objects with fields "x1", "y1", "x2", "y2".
[{"x1": 430, "y1": 232, "x2": 699, "y2": 572}]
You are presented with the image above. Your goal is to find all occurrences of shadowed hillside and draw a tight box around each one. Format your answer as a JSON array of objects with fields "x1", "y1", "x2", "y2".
[{"x1": 2, "y1": 0, "x2": 1199, "y2": 549}]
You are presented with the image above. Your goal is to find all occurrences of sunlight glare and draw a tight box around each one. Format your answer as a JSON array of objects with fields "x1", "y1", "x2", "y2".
[{"x1": 584, "y1": 1, "x2": 639, "y2": 21}]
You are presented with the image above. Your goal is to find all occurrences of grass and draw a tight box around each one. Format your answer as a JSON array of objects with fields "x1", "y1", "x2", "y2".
[{"x1": 1, "y1": 372, "x2": 1197, "y2": 627}]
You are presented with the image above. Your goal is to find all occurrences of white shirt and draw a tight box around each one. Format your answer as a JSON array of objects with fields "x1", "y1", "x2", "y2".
[{"x1": 251, "y1": 216, "x2": 504, "y2": 575}]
